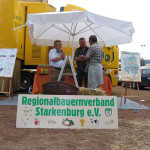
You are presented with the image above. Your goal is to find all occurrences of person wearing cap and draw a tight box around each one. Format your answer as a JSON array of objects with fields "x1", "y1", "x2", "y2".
[
  {"x1": 49, "y1": 40, "x2": 66, "y2": 81},
  {"x1": 80, "y1": 35, "x2": 103, "y2": 89},
  {"x1": 74, "y1": 37, "x2": 89, "y2": 87}
]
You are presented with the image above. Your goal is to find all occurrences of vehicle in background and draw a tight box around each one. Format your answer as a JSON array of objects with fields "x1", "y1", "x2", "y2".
[
  {"x1": 117, "y1": 62, "x2": 122, "y2": 85},
  {"x1": 132, "y1": 64, "x2": 150, "y2": 89},
  {"x1": 0, "y1": 0, "x2": 56, "y2": 91},
  {"x1": 118, "y1": 68, "x2": 122, "y2": 85}
]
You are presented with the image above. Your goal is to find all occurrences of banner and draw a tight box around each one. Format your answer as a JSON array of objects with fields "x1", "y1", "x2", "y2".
[
  {"x1": 0, "y1": 48, "x2": 17, "y2": 77},
  {"x1": 16, "y1": 95, "x2": 118, "y2": 129},
  {"x1": 121, "y1": 51, "x2": 141, "y2": 82}
]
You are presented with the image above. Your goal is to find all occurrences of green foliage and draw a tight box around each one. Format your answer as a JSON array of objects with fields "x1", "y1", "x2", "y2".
[{"x1": 140, "y1": 59, "x2": 146, "y2": 66}]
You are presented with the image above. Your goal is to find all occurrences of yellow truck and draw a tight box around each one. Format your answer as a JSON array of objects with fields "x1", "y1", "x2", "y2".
[
  {"x1": 0, "y1": 0, "x2": 55, "y2": 91},
  {"x1": 0, "y1": 0, "x2": 119, "y2": 91}
]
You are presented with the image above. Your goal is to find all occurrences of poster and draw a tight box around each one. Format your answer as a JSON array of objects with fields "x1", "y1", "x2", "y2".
[
  {"x1": 0, "y1": 49, "x2": 17, "y2": 77},
  {"x1": 121, "y1": 51, "x2": 141, "y2": 82},
  {"x1": 16, "y1": 94, "x2": 118, "y2": 129}
]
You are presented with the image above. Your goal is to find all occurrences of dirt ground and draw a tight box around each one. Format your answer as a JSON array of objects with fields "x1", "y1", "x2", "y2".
[{"x1": 0, "y1": 86, "x2": 150, "y2": 150}]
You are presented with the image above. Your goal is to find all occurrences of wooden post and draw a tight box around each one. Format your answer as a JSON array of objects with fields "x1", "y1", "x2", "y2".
[
  {"x1": 124, "y1": 82, "x2": 128, "y2": 104},
  {"x1": 137, "y1": 82, "x2": 141, "y2": 106},
  {"x1": 120, "y1": 82, "x2": 124, "y2": 106},
  {"x1": 120, "y1": 81, "x2": 141, "y2": 106},
  {"x1": 1, "y1": 78, "x2": 5, "y2": 92},
  {"x1": 0, "y1": 77, "x2": 13, "y2": 103}
]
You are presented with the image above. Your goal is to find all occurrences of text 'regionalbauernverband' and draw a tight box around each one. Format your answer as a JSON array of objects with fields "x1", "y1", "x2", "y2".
[{"x1": 21, "y1": 96, "x2": 115, "y2": 117}]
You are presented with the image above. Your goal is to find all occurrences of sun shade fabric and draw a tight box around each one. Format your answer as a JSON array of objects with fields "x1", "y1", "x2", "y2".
[{"x1": 26, "y1": 11, "x2": 134, "y2": 47}]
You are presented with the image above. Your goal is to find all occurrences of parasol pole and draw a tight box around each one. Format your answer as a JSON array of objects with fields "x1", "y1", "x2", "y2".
[
  {"x1": 72, "y1": 34, "x2": 75, "y2": 59},
  {"x1": 13, "y1": 24, "x2": 26, "y2": 30}
]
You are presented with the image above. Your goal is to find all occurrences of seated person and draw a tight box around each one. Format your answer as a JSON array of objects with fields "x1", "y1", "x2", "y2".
[{"x1": 49, "y1": 40, "x2": 66, "y2": 81}]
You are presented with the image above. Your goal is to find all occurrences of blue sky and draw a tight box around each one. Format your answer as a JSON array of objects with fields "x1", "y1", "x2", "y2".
[{"x1": 48, "y1": 0, "x2": 150, "y2": 60}]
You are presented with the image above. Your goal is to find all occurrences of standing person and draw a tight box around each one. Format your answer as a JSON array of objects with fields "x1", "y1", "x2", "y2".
[
  {"x1": 49, "y1": 40, "x2": 66, "y2": 81},
  {"x1": 81, "y1": 35, "x2": 103, "y2": 89},
  {"x1": 74, "y1": 37, "x2": 89, "y2": 87}
]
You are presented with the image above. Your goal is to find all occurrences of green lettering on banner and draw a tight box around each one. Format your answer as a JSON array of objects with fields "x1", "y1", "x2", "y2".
[
  {"x1": 101, "y1": 100, "x2": 104, "y2": 106},
  {"x1": 79, "y1": 99, "x2": 83, "y2": 106},
  {"x1": 71, "y1": 99, "x2": 75, "y2": 106},
  {"x1": 32, "y1": 98, "x2": 36, "y2": 106},
  {"x1": 54, "y1": 97, "x2": 56, "y2": 105},
  {"x1": 49, "y1": 99, "x2": 53, "y2": 105},
  {"x1": 37, "y1": 97, "x2": 40, "y2": 105},
  {"x1": 110, "y1": 98, "x2": 114, "y2": 106},
  {"x1": 87, "y1": 109, "x2": 92, "y2": 116},
  {"x1": 76, "y1": 99, "x2": 78, "y2": 106},
  {"x1": 77, "y1": 109, "x2": 80, "y2": 116},
  {"x1": 22, "y1": 96, "x2": 27, "y2": 105},
  {"x1": 62, "y1": 109, "x2": 66, "y2": 116},
  {"x1": 80, "y1": 109, "x2": 84, "y2": 117},
  {"x1": 61, "y1": 99, "x2": 65, "y2": 106},
  {"x1": 52, "y1": 107, "x2": 56, "y2": 116},
  {"x1": 57, "y1": 97, "x2": 60, "y2": 105},
  {"x1": 35, "y1": 107, "x2": 40, "y2": 116},
  {"x1": 105, "y1": 100, "x2": 109, "y2": 106},
  {"x1": 96, "y1": 98, "x2": 100, "y2": 106},
  {"x1": 88, "y1": 100, "x2": 92, "y2": 106},
  {"x1": 94, "y1": 108, "x2": 99, "y2": 116},
  {"x1": 72, "y1": 109, "x2": 77, "y2": 116},
  {"x1": 93, "y1": 99, "x2": 96, "y2": 106},
  {"x1": 67, "y1": 107, "x2": 71, "y2": 116},
  {"x1": 40, "y1": 98, "x2": 43, "y2": 105},
  {"x1": 84, "y1": 99, "x2": 88, "y2": 106},
  {"x1": 28, "y1": 98, "x2": 31, "y2": 105},
  {"x1": 41, "y1": 107, "x2": 44, "y2": 116},
  {"x1": 66, "y1": 99, "x2": 70, "y2": 106},
  {"x1": 44, "y1": 99, "x2": 48, "y2": 105},
  {"x1": 49, "y1": 108, "x2": 51, "y2": 116},
  {"x1": 57, "y1": 109, "x2": 61, "y2": 116},
  {"x1": 44, "y1": 109, "x2": 48, "y2": 116}
]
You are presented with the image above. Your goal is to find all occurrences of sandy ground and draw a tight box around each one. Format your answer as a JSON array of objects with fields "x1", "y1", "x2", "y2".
[{"x1": 0, "y1": 86, "x2": 150, "y2": 150}]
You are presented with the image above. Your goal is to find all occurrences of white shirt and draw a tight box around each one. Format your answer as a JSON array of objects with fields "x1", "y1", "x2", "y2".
[{"x1": 49, "y1": 48, "x2": 64, "y2": 68}]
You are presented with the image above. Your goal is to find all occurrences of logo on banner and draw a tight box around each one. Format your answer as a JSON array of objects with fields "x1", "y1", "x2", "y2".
[
  {"x1": 90, "y1": 119, "x2": 99, "y2": 126},
  {"x1": 105, "y1": 108, "x2": 112, "y2": 117},
  {"x1": 62, "y1": 118, "x2": 74, "y2": 127}
]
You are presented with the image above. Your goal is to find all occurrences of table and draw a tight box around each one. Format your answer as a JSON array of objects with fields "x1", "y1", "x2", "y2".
[
  {"x1": 65, "y1": 74, "x2": 113, "y2": 95},
  {"x1": 32, "y1": 74, "x2": 50, "y2": 94},
  {"x1": 32, "y1": 74, "x2": 113, "y2": 95},
  {"x1": 99, "y1": 75, "x2": 113, "y2": 96}
]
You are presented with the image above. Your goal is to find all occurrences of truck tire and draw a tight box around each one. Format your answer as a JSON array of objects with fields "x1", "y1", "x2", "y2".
[{"x1": 20, "y1": 72, "x2": 34, "y2": 92}]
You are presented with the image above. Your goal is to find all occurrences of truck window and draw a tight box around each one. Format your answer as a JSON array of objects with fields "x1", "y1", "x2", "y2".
[{"x1": 105, "y1": 54, "x2": 110, "y2": 62}]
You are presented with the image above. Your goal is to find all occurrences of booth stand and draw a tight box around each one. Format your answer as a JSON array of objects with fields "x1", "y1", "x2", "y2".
[
  {"x1": 120, "y1": 51, "x2": 141, "y2": 106},
  {"x1": 0, "y1": 48, "x2": 17, "y2": 102}
]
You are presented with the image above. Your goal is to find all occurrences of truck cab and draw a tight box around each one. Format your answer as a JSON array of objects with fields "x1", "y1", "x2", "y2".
[
  {"x1": 0, "y1": 1, "x2": 119, "y2": 92},
  {"x1": 0, "y1": 0, "x2": 56, "y2": 91}
]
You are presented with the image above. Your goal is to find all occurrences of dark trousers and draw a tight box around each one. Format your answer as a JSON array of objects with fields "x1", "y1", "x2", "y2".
[
  {"x1": 50, "y1": 67, "x2": 64, "y2": 81},
  {"x1": 76, "y1": 67, "x2": 88, "y2": 87}
]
